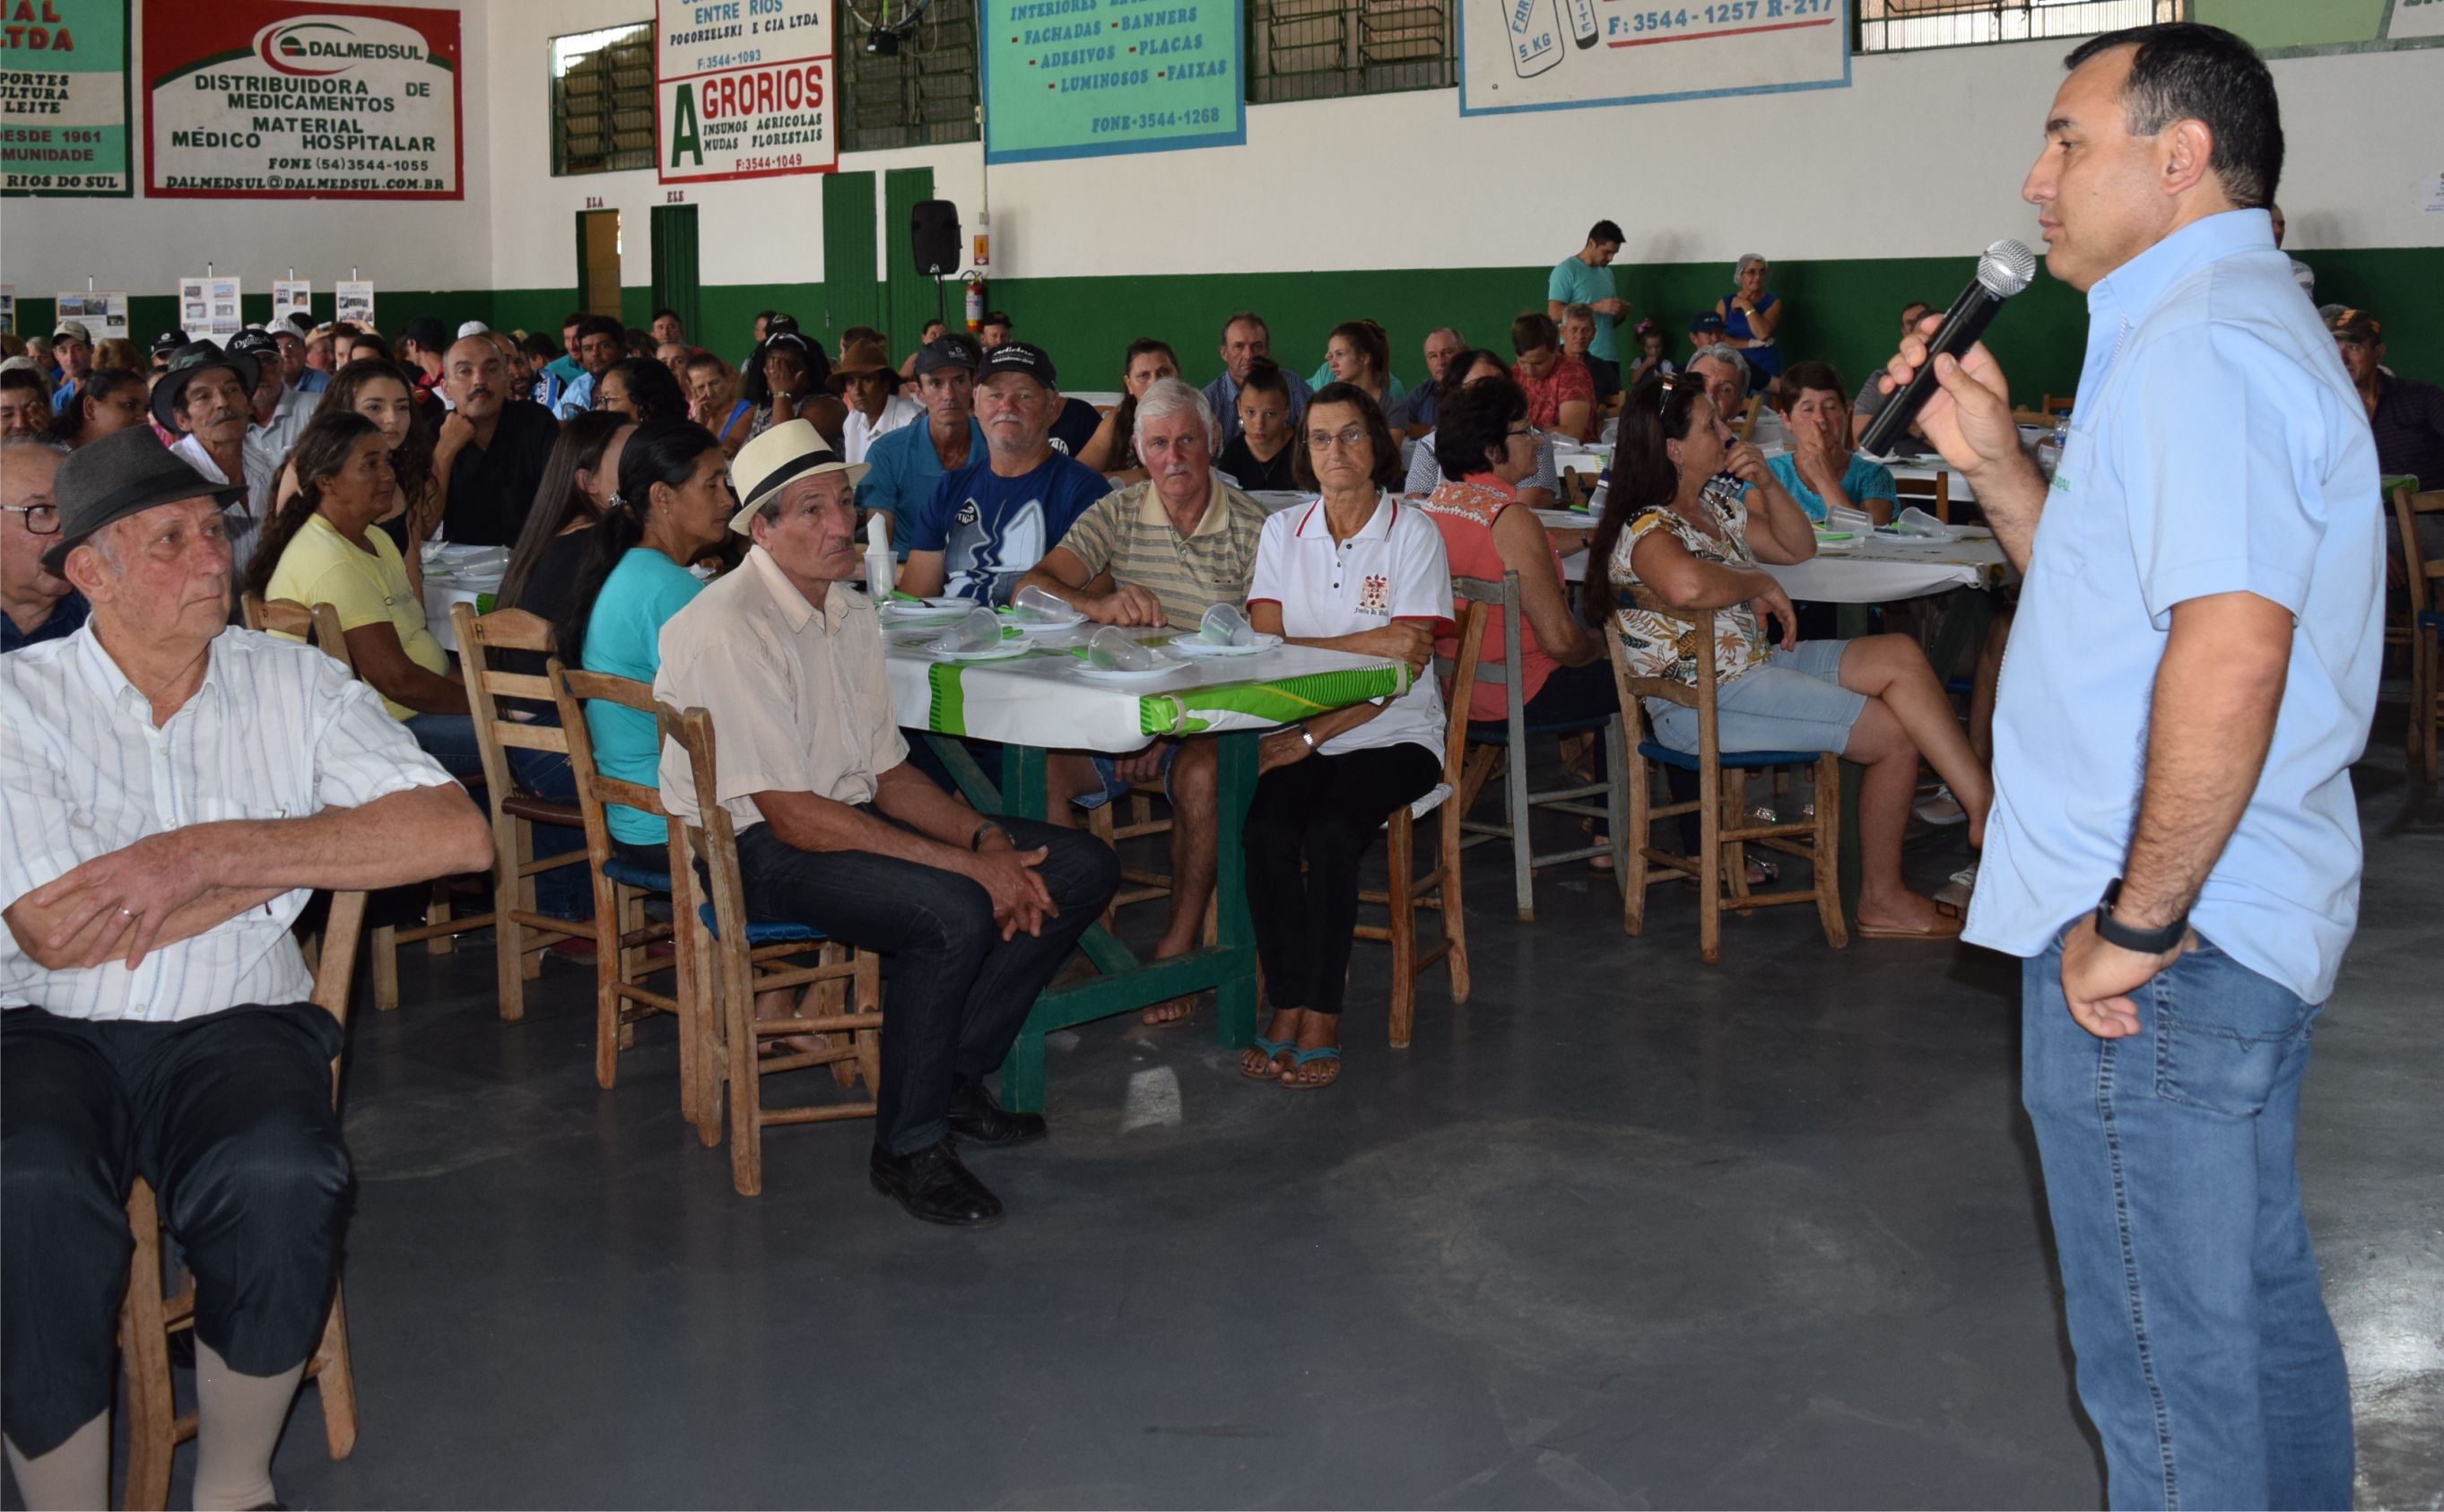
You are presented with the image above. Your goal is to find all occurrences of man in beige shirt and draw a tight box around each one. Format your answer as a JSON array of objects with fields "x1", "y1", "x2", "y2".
[
  {"x1": 654, "y1": 421, "x2": 1119, "y2": 1229},
  {"x1": 1013, "y1": 380, "x2": 1265, "y2": 1021}
]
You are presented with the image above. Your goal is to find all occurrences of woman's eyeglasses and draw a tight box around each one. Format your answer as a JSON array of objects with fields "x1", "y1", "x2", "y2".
[{"x1": 1306, "y1": 425, "x2": 1371, "y2": 453}]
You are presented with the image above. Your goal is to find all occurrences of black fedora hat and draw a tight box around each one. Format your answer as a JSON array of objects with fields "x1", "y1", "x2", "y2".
[
  {"x1": 41, "y1": 426, "x2": 248, "y2": 575},
  {"x1": 151, "y1": 341, "x2": 262, "y2": 434}
]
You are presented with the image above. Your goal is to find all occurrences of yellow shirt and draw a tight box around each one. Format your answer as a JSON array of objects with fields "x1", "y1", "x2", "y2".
[{"x1": 265, "y1": 512, "x2": 446, "y2": 720}]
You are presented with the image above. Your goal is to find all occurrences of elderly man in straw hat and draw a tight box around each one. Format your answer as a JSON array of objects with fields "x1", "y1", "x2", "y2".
[
  {"x1": 0, "y1": 426, "x2": 489, "y2": 1512},
  {"x1": 655, "y1": 420, "x2": 1118, "y2": 1228}
]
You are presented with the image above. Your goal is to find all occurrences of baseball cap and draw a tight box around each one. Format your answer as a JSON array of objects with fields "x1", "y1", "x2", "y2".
[
  {"x1": 151, "y1": 327, "x2": 193, "y2": 355},
  {"x1": 457, "y1": 319, "x2": 491, "y2": 339},
  {"x1": 978, "y1": 340, "x2": 1056, "y2": 387},
  {"x1": 1688, "y1": 312, "x2": 1726, "y2": 335},
  {"x1": 2325, "y1": 308, "x2": 2380, "y2": 343},
  {"x1": 51, "y1": 318, "x2": 92, "y2": 344},
  {"x1": 727, "y1": 419, "x2": 869, "y2": 534},
  {"x1": 910, "y1": 333, "x2": 981, "y2": 378},
  {"x1": 229, "y1": 327, "x2": 281, "y2": 365}
]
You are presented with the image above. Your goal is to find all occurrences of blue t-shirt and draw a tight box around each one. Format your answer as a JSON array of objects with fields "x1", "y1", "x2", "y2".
[
  {"x1": 579, "y1": 549, "x2": 702, "y2": 846},
  {"x1": 1764, "y1": 451, "x2": 1896, "y2": 524},
  {"x1": 856, "y1": 416, "x2": 987, "y2": 542},
  {"x1": 1, "y1": 590, "x2": 87, "y2": 653},
  {"x1": 903, "y1": 451, "x2": 1109, "y2": 605}
]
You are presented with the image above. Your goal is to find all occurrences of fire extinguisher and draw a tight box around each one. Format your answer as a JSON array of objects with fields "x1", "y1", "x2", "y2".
[
  {"x1": 964, "y1": 209, "x2": 990, "y2": 333},
  {"x1": 963, "y1": 274, "x2": 986, "y2": 335}
]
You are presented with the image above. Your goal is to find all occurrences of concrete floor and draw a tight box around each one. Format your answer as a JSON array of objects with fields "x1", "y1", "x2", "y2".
[{"x1": 25, "y1": 738, "x2": 2443, "y2": 1509}]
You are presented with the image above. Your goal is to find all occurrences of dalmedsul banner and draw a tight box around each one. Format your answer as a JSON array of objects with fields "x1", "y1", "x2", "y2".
[
  {"x1": 980, "y1": 0, "x2": 1245, "y2": 164},
  {"x1": 1458, "y1": 0, "x2": 1848, "y2": 116},
  {"x1": 143, "y1": 0, "x2": 463, "y2": 198},
  {"x1": 656, "y1": 0, "x2": 836, "y2": 183},
  {"x1": 2, "y1": 0, "x2": 133, "y2": 196}
]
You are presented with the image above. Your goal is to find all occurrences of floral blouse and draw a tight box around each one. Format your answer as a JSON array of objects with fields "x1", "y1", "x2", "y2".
[{"x1": 1607, "y1": 477, "x2": 1771, "y2": 687}]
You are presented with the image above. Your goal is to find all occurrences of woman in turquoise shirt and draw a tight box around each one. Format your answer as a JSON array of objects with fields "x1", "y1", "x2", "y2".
[
  {"x1": 554, "y1": 417, "x2": 738, "y2": 860},
  {"x1": 1762, "y1": 361, "x2": 1898, "y2": 526}
]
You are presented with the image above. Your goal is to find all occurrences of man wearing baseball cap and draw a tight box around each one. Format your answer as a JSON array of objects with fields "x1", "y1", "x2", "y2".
[
  {"x1": 654, "y1": 420, "x2": 1118, "y2": 1223},
  {"x1": 0, "y1": 425, "x2": 488, "y2": 1511},
  {"x1": 831, "y1": 337, "x2": 920, "y2": 465},
  {"x1": 46, "y1": 320, "x2": 93, "y2": 417},
  {"x1": 2329, "y1": 308, "x2": 2443, "y2": 531},
  {"x1": 854, "y1": 332, "x2": 988, "y2": 536},
  {"x1": 229, "y1": 328, "x2": 311, "y2": 461},
  {"x1": 897, "y1": 341, "x2": 1108, "y2": 605},
  {"x1": 148, "y1": 328, "x2": 190, "y2": 371},
  {"x1": 155, "y1": 341, "x2": 279, "y2": 582}
]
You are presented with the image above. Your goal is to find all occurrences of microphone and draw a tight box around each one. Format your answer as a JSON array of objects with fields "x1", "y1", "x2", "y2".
[{"x1": 1857, "y1": 239, "x2": 2037, "y2": 461}]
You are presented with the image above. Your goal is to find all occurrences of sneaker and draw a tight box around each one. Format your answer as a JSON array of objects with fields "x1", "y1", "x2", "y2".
[
  {"x1": 1915, "y1": 785, "x2": 1967, "y2": 825},
  {"x1": 1933, "y1": 861, "x2": 1979, "y2": 909}
]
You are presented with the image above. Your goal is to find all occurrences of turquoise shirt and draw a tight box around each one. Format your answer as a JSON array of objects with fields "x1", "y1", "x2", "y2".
[
  {"x1": 1763, "y1": 451, "x2": 1896, "y2": 524},
  {"x1": 580, "y1": 549, "x2": 703, "y2": 847},
  {"x1": 1961, "y1": 210, "x2": 2383, "y2": 1002},
  {"x1": 855, "y1": 416, "x2": 987, "y2": 543},
  {"x1": 1547, "y1": 254, "x2": 1620, "y2": 361}
]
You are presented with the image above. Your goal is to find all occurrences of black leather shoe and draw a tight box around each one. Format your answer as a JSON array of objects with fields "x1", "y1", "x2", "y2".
[
  {"x1": 870, "y1": 1140, "x2": 1004, "y2": 1227},
  {"x1": 948, "y1": 1077, "x2": 1048, "y2": 1147}
]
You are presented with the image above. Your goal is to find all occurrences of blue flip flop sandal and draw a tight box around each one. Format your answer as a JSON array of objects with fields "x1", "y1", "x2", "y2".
[
  {"x1": 1240, "y1": 1035, "x2": 1295, "y2": 1081},
  {"x1": 1281, "y1": 1045, "x2": 1341, "y2": 1090}
]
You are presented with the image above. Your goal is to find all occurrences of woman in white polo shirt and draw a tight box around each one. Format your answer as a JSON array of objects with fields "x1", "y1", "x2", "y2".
[{"x1": 1240, "y1": 384, "x2": 1452, "y2": 1090}]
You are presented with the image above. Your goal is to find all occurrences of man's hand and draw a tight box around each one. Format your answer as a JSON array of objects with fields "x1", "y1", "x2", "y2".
[
  {"x1": 2058, "y1": 915, "x2": 2194, "y2": 1040},
  {"x1": 1879, "y1": 317, "x2": 2022, "y2": 478},
  {"x1": 1594, "y1": 297, "x2": 1630, "y2": 318},
  {"x1": 435, "y1": 408, "x2": 475, "y2": 459},
  {"x1": 12, "y1": 830, "x2": 213, "y2": 969},
  {"x1": 964, "y1": 841, "x2": 1056, "y2": 940},
  {"x1": 1083, "y1": 584, "x2": 1169, "y2": 628},
  {"x1": 1112, "y1": 742, "x2": 1170, "y2": 787},
  {"x1": 1257, "y1": 728, "x2": 1313, "y2": 776},
  {"x1": 1359, "y1": 621, "x2": 1435, "y2": 671},
  {"x1": 1746, "y1": 578, "x2": 1799, "y2": 651}
]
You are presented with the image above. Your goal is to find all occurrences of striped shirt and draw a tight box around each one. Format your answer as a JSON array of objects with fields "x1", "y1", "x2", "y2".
[
  {"x1": 1056, "y1": 474, "x2": 1269, "y2": 632},
  {"x1": 0, "y1": 624, "x2": 456, "y2": 1022}
]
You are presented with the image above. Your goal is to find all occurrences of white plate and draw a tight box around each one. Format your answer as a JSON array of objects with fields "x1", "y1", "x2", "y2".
[
  {"x1": 1072, "y1": 662, "x2": 1181, "y2": 685},
  {"x1": 926, "y1": 643, "x2": 1030, "y2": 662},
  {"x1": 1166, "y1": 632, "x2": 1282, "y2": 658},
  {"x1": 880, "y1": 600, "x2": 974, "y2": 625},
  {"x1": 1006, "y1": 610, "x2": 1086, "y2": 632}
]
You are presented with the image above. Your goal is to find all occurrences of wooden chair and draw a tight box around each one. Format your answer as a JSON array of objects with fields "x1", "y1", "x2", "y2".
[
  {"x1": 1453, "y1": 572, "x2": 1629, "y2": 922},
  {"x1": 1354, "y1": 596, "x2": 1487, "y2": 1047},
  {"x1": 1082, "y1": 778, "x2": 1220, "y2": 941},
  {"x1": 239, "y1": 593, "x2": 351, "y2": 670},
  {"x1": 117, "y1": 891, "x2": 368, "y2": 1512},
  {"x1": 1605, "y1": 610, "x2": 1846, "y2": 963},
  {"x1": 661, "y1": 702, "x2": 884, "y2": 1196},
  {"x1": 2392, "y1": 486, "x2": 2444, "y2": 786},
  {"x1": 1736, "y1": 393, "x2": 1763, "y2": 441},
  {"x1": 452, "y1": 604, "x2": 590, "y2": 1021},
  {"x1": 550, "y1": 663, "x2": 700, "y2": 1126},
  {"x1": 2040, "y1": 393, "x2": 2074, "y2": 418},
  {"x1": 1892, "y1": 471, "x2": 1952, "y2": 524}
]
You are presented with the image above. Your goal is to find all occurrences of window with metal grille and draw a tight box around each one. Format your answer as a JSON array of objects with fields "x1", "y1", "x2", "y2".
[
  {"x1": 1248, "y1": 0, "x2": 1455, "y2": 105},
  {"x1": 840, "y1": 0, "x2": 982, "y2": 153},
  {"x1": 552, "y1": 22, "x2": 656, "y2": 177},
  {"x1": 1858, "y1": 0, "x2": 2183, "y2": 53}
]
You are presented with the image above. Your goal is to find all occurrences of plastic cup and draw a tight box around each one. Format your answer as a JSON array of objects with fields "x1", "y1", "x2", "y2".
[
  {"x1": 932, "y1": 607, "x2": 1005, "y2": 654},
  {"x1": 1086, "y1": 626, "x2": 1162, "y2": 671},
  {"x1": 1198, "y1": 602, "x2": 1255, "y2": 646},
  {"x1": 1012, "y1": 583, "x2": 1075, "y2": 624}
]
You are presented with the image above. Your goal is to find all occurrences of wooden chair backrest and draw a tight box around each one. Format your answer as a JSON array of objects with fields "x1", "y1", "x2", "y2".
[
  {"x1": 1892, "y1": 472, "x2": 1952, "y2": 524},
  {"x1": 1431, "y1": 597, "x2": 1490, "y2": 787},
  {"x1": 453, "y1": 604, "x2": 565, "y2": 805},
  {"x1": 2392, "y1": 486, "x2": 2443, "y2": 614},
  {"x1": 2041, "y1": 394, "x2": 2074, "y2": 417},
  {"x1": 314, "y1": 891, "x2": 368, "y2": 1035},
  {"x1": 1604, "y1": 597, "x2": 1723, "y2": 770},
  {"x1": 550, "y1": 661, "x2": 678, "y2": 881},
  {"x1": 1737, "y1": 394, "x2": 1762, "y2": 441},
  {"x1": 655, "y1": 700, "x2": 747, "y2": 953},
  {"x1": 241, "y1": 593, "x2": 353, "y2": 673}
]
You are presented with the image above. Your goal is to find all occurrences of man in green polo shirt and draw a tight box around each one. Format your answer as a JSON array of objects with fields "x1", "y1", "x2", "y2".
[{"x1": 1547, "y1": 219, "x2": 1631, "y2": 366}]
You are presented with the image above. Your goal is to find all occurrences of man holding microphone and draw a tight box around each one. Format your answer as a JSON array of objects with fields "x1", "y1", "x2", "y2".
[{"x1": 1878, "y1": 23, "x2": 2379, "y2": 1510}]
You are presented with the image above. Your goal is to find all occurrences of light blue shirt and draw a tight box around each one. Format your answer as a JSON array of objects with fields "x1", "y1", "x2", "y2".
[
  {"x1": 854, "y1": 415, "x2": 987, "y2": 543},
  {"x1": 1764, "y1": 451, "x2": 1895, "y2": 524},
  {"x1": 552, "y1": 369, "x2": 596, "y2": 421},
  {"x1": 1962, "y1": 210, "x2": 2384, "y2": 1003},
  {"x1": 1548, "y1": 254, "x2": 1621, "y2": 361}
]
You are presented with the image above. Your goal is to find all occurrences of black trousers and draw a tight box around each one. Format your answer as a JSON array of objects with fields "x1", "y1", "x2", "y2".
[
  {"x1": 1243, "y1": 742, "x2": 1442, "y2": 1016},
  {"x1": 1, "y1": 1003, "x2": 348, "y2": 1457},
  {"x1": 734, "y1": 816, "x2": 1119, "y2": 1154}
]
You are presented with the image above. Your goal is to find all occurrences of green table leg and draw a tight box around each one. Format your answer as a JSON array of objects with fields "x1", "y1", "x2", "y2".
[
  {"x1": 1213, "y1": 729, "x2": 1259, "y2": 1051},
  {"x1": 1835, "y1": 604, "x2": 1869, "y2": 930},
  {"x1": 999, "y1": 743, "x2": 1048, "y2": 822}
]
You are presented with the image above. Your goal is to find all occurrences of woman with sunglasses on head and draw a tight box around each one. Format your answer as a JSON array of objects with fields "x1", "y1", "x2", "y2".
[
  {"x1": 1589, "y1": 372, "x2": 1989, "y2": 939},
  {"x1": 720, "y1": 317, "x2": 843, "y2": 458}
]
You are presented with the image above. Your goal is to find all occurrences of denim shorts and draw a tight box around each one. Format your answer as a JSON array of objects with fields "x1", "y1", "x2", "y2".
[
  {"x1": 1644, "y1": 639, "x2": 1865, "y2": 758},
  {"x1": 1078, "y1": 741, "x2": 1179, "y2": 811}
]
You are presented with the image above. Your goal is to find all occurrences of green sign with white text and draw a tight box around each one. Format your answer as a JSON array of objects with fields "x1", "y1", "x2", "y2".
[
  {"x1": 1, "y1": 0, "x2": 132, "y2": 197},
  {"x1": 980, "y1": 0, "x2": 1244, "y2": 165}
]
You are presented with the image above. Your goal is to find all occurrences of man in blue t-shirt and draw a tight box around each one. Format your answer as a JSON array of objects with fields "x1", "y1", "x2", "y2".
[{"x1": 899, "y1": 342, "x2": 1109, "y2": 605}]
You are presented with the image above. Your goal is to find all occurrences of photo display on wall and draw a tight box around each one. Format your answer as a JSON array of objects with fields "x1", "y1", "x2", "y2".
[
  {"x1": 335, "y1": 280, "x2": 375, "y2": 327},
  {"x1": 1458, "y1": 0, "x2": 1849, "y2": 115},
  {"x1": 54, "y1": 291, "x2": 133, "y2": 344},
  {"x1": 1, "y1": 0, "x2": 134, "y2": 196},
  {"x1": 273, "y1": 280, "x2": 313, "y2": 326},
  {"x1": 655, "y1": 0, "x2": 837, "y2": 182},
  {"x1": 180, "y1": 276, "x2": 244, "y2": 338},
  {"x1": 143, "y1": 0, "x2": 463, "y2": 198},
  {"x1": 980, "y1": 0, "x2": 1246, "y2": 163}
]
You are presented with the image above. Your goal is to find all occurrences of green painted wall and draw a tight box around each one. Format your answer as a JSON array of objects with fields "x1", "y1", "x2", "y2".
[
  {"x1": 22, "y1": 247, "x2": 2439, "y2": 407},
  {"x1": 2196, "y1": 0, "x2": 2389, "y2": 50}
]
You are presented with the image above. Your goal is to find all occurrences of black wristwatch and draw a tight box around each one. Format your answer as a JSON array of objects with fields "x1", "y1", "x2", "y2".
[{"x1": 2093, "y1": 878, "x2": 2187, "y2": 955}]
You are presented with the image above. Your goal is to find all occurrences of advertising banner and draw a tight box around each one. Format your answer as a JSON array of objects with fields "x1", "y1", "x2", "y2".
[
  {"x1": 1459, "y1": 0, "x2": 1848, "y2": 116},
  {"x1": 2, "y1": 0, "x2": 132, "y2": 196},
  {"x1": 180, "y1": 275, "x2": 245, "y2": 339},
  {"x1": 655, "y1": 0, "x2": 836, "y2": 183},
  {"x1": 144, "y1": 0, "x2": 463, "y2": 198},
  {"x1": 980, "y1": 0, "x2": 1245, "y2": 164},
  {"x1": 53, "y1": 291, "x2": 131, "y2": 344}
]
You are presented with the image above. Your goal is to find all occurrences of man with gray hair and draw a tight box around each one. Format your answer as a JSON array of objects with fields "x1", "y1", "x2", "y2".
[
  {"x1": 1406, "y1": 327, "x2": 1469, "y2": 432},
  {"x1": 1, "y1": 439, "x2": 86, "y2": 653},
  {"x1": 1014, "y1": 377, "x2": 1267, "y2": 1019},
  {"x1": 1686, "y1": 343, "x2": 1754, "y2": 432}
]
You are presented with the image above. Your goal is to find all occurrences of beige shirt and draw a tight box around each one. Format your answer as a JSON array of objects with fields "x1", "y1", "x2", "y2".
[
  {"x1": 1057, "y1": 471, "x2": 1268, "y2": 633},
  {"x1": 653, "y1": 545, "x2": 909, "y2": 832}
]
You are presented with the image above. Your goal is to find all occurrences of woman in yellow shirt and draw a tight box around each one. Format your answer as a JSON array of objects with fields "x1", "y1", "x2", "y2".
[{"x1": 245, "y1": 412, "x2": 479, "y2": 771}]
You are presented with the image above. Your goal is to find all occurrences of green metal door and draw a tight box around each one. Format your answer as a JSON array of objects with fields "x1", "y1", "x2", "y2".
[
  {"x1": 649, "y1": 204, "x2": 700, "y2": 342},
  {"x1": 883, "y1": 167, "x2": 938, "y2": 356},
  {"x1": 820, "y1": 171, "x2": 880, "y2": 346}
]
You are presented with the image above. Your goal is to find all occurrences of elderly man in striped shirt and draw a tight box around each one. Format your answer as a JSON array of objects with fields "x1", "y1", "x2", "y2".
[
  {"x1": 0, "y1": 427, "x2": 489, "y2": 1512},
  {"x1": 1014, "y1": 378, "x2": 1269, "y2": 1023}
]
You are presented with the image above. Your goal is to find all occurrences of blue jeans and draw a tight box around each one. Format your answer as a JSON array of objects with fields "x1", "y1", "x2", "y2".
[
  {"x1": 2022, "y1": 934, "x2": 2353, "y2": 1510},
  {"x1": 403, "y1": 711, "x2": 483, "y2": 776},
  {"x1": 508, "y1": 746, "x2": 592, "y2": 922}
]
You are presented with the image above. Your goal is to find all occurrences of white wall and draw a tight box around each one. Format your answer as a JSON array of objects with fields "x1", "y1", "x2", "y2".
[
  {"x1": 479, "y1": 19, "x2": 2442, "y2": 294},
  {"x1": 0, "y1": 0, "x2": 494, "y2": 299}
]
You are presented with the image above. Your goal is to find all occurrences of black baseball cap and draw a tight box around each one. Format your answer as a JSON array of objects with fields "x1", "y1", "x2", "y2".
[
  {"x1": 151, "y1": 327, "x2": 192, "y2": 354},
  {"x1": 978, "y1": 340, "x2": 1056, "y2": 387},
  {"x1": 229, "y1": 327, "x2": 282, "y2": 365},
  {"x1": 910, "y1": 333, "x2": 982, "y2": 378},
  {"x1": 1688, "y1": 312, "x2": 1726, "y2": 335}
]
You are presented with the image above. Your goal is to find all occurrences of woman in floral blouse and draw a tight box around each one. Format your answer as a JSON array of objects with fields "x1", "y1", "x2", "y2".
[{"x1": 1586, "y1": 373, "x2": 1991, "y2": 939}]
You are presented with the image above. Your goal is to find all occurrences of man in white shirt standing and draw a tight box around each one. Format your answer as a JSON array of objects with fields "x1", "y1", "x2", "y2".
[
  {"x1": 0, "y1": 426, "x2": 489, "y2": 1512},
  {"x1": 154, "y1": 341, "x2": 280, "y2": 585},
  {"x1": 831, "y1": 337, "x2": 921, "y2": 465}
]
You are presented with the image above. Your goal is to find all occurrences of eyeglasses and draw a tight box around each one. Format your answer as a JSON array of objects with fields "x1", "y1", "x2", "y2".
[
  {"x1": 3, "y1": 503, "x2": 60, "y2": 535},
  {"x1": 1306, "y1": 426, "x2": 1372, "y2": 452}
]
